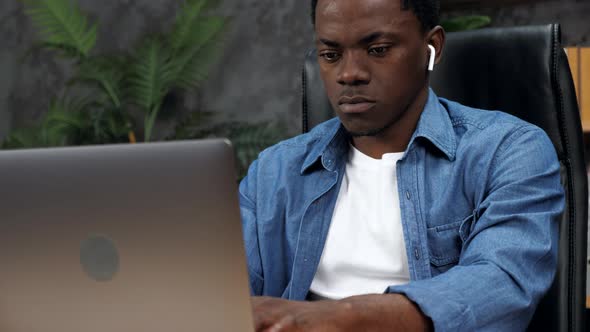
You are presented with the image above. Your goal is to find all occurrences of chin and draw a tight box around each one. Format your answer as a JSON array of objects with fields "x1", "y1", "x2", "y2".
[
  {"x1": 348, "y1": 128, "x2": 383, "y2": 137},
  {"x1": 341, "y1": 116, "x2": 397, "y2": 138},
  {"x1": 342, "y1": 124, "x2": 384, "y2": 137}
]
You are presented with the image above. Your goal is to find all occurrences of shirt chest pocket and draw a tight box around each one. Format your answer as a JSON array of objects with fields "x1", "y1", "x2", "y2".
[{"x1": 426, "y1": 214, "x2": 473, "y2": 274}]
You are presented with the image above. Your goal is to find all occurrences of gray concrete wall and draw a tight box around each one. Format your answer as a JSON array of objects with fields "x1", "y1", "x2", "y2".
[{"x1": 200, "y1": 0, "x2": 312, "y2": 134}]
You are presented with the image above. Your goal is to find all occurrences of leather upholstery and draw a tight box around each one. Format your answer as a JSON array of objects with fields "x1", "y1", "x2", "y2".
[{"x1": 301, "y1": 24, "x2": 588, "y2": 331}]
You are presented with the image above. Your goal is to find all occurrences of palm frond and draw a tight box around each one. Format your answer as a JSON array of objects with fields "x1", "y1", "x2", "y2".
[
  {"x1": 128, "y1": 37, "x2": 181, "y2": 141},
  {"x1": 171, "y1": 17, "x2": 227, "y2": 90},
  {"x1": 127, "y1": 38, "x2": 176, "y2": 111},
  {"x1": 68, "y1": 55, "x2": 126, "y2": 108},
  {"x1": 169, "y1": 0, "x2": 208, "y2": 53},
  {"x1": 22, "y1": 0, "x2": 98, "y2": 58},
  {"x1": 89, "y1": 107, "x2": 133, "y2": 144},
  {"x1": 169, "y1": 0, "x2": 223, "y2": 53},
  {"x1": 44, "y1": 98, "x2": 87, "y2": 126},
  {"x1": 40, "y1": 97, "x2": 93, "y2": 145},
  {"x1": 2, "y1": 127, "x2": 41, "y2": 149},
  {"x1": 3, "y1": 96, "x2": 92, "y2": 149}
]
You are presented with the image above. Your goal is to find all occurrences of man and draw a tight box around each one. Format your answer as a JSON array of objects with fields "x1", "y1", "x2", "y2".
[{"x1": 239, "y1": 0, "x2": 564, "y2": 331}]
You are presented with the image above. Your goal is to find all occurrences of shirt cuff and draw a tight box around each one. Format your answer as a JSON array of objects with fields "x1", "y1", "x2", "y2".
[{"x1": 387, "y1": 282, "x2": 476, "y2": 332}]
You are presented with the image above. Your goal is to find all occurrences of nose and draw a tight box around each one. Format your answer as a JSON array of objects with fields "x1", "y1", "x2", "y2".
[{"x1": 337, "y1": 51, "x2": 370, "y2": 86}]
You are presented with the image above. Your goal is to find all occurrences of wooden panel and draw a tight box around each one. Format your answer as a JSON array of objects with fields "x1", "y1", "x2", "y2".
[
  {"x1": 566, "y1": 47, "x2": 580, "y2": 104},
  {"x1": 566, "y1": 47, "x2": 586, "y2": 131},
  {"x1": 567, "y1": 47, "x2": 590, "y2": 133},
  {"x1": 581, "y1": 48, "x2": 590, "y2": 132}
]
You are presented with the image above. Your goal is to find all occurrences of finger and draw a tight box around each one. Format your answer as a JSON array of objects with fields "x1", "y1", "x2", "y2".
[
  {"x1": 251, "y1": 296, "x2": 273, "y2": 307},
  {"x1": 253, "y1": 306, "x2": 272, "y2": 331},
  {"x1": 253, "y1": 301, "x2": 281, "y2": 331},
  {"x1": 266, "y1": 315, "x2": 297, "y2": 332},
  {"x1": 252, "y1": 298, "x2": 295, "y2": 331}
]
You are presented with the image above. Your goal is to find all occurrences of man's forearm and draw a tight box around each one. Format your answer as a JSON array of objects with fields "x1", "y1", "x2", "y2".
[{"x1": 339, "y1": 294, "x2": 433, "y2": 332}]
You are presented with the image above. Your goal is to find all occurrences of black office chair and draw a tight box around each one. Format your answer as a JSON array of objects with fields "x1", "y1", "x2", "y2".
[{"x1": 302, "y1": 24, "x2": 588, "y2": 332}]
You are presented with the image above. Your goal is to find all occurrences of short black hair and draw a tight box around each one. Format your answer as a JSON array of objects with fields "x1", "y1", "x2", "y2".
[{"x1": 311, "y1": 0, "x2": 440, "y2": 32}]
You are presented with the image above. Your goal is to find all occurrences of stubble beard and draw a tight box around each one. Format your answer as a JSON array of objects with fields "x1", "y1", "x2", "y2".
[{"x1": 344, "y1": 113, "x2": 400, "y2": 138}]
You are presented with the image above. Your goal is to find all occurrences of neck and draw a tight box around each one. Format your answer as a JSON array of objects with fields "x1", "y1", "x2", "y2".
[{"x1": 352, "y1": 86, "x2": 430, "y2": 159}]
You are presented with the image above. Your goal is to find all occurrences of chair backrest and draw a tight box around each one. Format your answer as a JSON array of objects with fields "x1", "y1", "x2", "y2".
[{"x1": 301, "y1": 24, "x2": 588, "y2": 332}]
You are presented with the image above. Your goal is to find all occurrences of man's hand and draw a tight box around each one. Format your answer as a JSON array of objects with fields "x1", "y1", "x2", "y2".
[
  {"x1": 251, "y1": 294, "x2": 433, "y2": 332},
  {"x1": 252, "y1": 296, "x2": 350, "y2": 332}
]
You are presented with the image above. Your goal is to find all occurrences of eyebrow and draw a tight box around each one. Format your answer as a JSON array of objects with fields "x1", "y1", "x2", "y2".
[
  {"x1": 317, "y1": 31, "x2": 398, "y2": 48},
  {"x1": 317, "y1": 38, "x2": 340, "y2": 48},
  {"x1": 360, "y1": 31, "x2": 395, "y2": 44}
]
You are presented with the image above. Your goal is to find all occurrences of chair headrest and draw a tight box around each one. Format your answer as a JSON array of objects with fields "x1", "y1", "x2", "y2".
[{"x1": 430, "y1": 24, "x2": 578, "y2": 160}]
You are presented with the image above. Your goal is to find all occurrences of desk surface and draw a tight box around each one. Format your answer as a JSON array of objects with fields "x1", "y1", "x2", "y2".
[{"x1": 587, "y1": 296, "x2": 590, "y2": 309}]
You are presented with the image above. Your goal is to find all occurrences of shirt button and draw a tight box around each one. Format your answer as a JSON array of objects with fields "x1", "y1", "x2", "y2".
[
  {"x1": 406, "y1": 191, "x2": 411, "y2": 200},
  {"x1": 414, "y1": 248, "x2": 421, "y2": 260}
]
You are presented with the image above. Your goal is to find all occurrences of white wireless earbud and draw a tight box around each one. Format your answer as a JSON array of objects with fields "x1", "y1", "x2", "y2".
[{"x1": 428, "y1": 44, "x2": 436, "y2": 72}]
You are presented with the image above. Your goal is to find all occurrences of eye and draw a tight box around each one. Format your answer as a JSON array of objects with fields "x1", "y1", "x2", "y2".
[
  {"x1": 368, "y1": 46, "x2": 389, "y2": 56},
  {"x1": 319, "y1": 51, "x2": 341, "y2": 63}
]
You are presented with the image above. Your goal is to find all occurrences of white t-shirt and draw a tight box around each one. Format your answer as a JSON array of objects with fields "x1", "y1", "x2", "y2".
[{"x1": 309, "y1": 145, "x2": 410, "y2": 299}]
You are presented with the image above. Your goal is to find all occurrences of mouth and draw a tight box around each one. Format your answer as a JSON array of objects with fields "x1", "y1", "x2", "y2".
[{"x1": 338, "y1": 96, "x2": 376, "y2": 114}]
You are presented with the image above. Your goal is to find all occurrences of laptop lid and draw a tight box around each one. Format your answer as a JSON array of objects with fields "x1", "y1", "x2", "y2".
[{"x1": 0, "y1": 139, "x2": 254, "y2": 332}]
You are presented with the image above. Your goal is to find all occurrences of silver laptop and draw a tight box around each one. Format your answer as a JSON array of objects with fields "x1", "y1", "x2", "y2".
[{"x1": 0, "y1": 139, "x2": 254, "y2": 332}]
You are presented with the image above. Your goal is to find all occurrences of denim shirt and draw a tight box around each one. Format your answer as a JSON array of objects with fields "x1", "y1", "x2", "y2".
[{"x1": 239, "y1": 89, "x2": 564, "y2": 331}]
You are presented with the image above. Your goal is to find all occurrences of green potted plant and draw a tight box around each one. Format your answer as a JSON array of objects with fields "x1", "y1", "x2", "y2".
[{"x1": 4, "y1": 0, "x2": 227, "y2": 147}]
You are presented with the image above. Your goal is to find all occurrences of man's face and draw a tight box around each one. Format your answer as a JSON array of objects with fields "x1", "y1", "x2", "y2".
[{"x1": 315, "y1": 0, "x2": 430, "y2": 136}]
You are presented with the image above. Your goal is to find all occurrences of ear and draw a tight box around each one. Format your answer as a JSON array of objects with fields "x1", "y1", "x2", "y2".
[{"x1": 426, "y1": 25, "x2": 445, "y2": 67}]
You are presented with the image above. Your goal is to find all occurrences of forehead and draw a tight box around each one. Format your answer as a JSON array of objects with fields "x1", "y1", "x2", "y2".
[{"x1": 315, "y1": 0, "x2": 421, "y2": 40}]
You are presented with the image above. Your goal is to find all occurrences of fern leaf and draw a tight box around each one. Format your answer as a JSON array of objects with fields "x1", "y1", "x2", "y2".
[{"x1": 22, "y1": 0, "x2": 98, "y2": 58}]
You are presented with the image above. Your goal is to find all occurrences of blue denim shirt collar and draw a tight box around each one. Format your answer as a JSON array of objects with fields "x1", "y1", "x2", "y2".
[
  {"x1": 300, "y1": 124, "x2": 348, "y2": 174},
  {"x1": 411, "y1": 88, "x2": 457, "y2": 161},
  {"x1": 300, "y1": 88, "x2": 456, "y2": 175}
]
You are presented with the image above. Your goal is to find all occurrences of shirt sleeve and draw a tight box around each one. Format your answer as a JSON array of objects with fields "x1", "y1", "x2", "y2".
[
  {"x1": 239, "y1": 159, "x2": 264, "y2": 296},
  {"x1": 387, "y1": 127, "x2": 564, "y2": 331}
]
